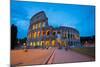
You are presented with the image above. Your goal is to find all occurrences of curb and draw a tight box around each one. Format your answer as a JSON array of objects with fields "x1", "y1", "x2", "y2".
[
  {"x1": 47, "y1": 49, "x2": 55, "y2": 64},
  {"x1": 43, "y1": 48, "x2": 56, "y2": 64}
]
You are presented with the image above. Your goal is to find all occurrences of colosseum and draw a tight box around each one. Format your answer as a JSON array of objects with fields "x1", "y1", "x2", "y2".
[{"x1": 27, "y1": 11, "x2": 80, "y2": 48}]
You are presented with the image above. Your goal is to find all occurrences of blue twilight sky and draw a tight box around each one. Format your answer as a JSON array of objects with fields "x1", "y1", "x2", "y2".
[{"x1": 11, "y1": 0, "x2": 95, "y2": 39}]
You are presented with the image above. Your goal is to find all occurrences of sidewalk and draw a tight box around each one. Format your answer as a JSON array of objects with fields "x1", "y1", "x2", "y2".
[{"x1": 11, "y1": 48, "x2": 55, "y2": 66}]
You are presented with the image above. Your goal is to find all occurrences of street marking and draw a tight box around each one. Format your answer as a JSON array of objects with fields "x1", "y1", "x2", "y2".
[{"x1": 43, "y1": 48, "x2": 56, "y2": 64}]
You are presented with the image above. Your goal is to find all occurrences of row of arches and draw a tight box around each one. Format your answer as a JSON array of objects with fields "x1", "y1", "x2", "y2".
[
  {"x1": 29, "y1": 39, "x2": 68, "y2": 48},
  {"x1": 28, "y1": 30, "x2": 79, "y2": 40}
]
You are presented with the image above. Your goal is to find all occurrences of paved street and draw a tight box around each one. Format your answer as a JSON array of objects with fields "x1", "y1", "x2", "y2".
[
  {"x1": 11, "y1": 48, "x2": 55, "y2": 66},
  {"x1": 11, "y1": 47, "x2": 95, "y2": 66},
  {"x1": 52, "y1": 48, "x2": 95, "y2": 64}
]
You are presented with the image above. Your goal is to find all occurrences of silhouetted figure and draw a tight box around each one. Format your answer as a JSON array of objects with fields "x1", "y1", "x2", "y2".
[{"x1": 11, "y1": 24, "x2": 18, "y2": 50}]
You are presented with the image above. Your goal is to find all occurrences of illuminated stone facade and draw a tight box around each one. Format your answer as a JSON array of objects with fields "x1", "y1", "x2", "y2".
[{"x1": 27, "y1": 11, "x2": 80, "y2": 48}]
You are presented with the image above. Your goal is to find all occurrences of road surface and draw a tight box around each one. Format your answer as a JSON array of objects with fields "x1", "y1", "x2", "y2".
[
  {"x1": 51, "y1": 48, "x2": 94, "y2": 64},
  {"x1": 11, "y1": 48, "x2": 95, "y2": 66}
]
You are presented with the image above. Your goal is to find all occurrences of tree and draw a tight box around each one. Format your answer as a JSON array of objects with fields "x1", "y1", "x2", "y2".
[{"x1": 11, "y1": 24, "x2": 18, "y2": 49}]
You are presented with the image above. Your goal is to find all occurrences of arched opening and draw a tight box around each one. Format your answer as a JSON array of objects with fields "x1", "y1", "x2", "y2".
[
  {"x1": 46, "y1": 30, "x2": 50, "y2": 36},
  {"x1": 46, "y1": 40, "x2": 50, "y2": 47},
  {"x1": 57, "y1": 31, "x2": 60, "y2": 34},
  {"x1": 34, "y1": 32, "x2": 36, "y2": 38},
  {"x1": 42, "y1": 31, "x2": 45, "y2": 36},
  {"x1": 52, "y1": 31, "x2": 56, "y2": 36},
  {"x1": 52, "y1": 40, "x2": 56, "y2": 47},
  {"x1": 37, "y1": 31, "x2": 40, "y2": 37}
]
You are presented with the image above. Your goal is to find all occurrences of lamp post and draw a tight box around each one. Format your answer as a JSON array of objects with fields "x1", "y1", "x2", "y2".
[{"x1": 23, "y1": 43, "x2": 28, "y2": 52}]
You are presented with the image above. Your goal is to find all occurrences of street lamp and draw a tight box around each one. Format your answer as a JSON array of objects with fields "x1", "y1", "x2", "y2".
[{"x1": 23, "y1": 43, "x2": 28, "y2": 52}]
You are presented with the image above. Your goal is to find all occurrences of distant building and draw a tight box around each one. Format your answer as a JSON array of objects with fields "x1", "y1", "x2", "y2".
[
  {"x1": 80, "y1": 36, "x2": 95, "y2": 47},
  {"x1": 27, "y1": 11, "x2": 80, "y2": 48}
]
